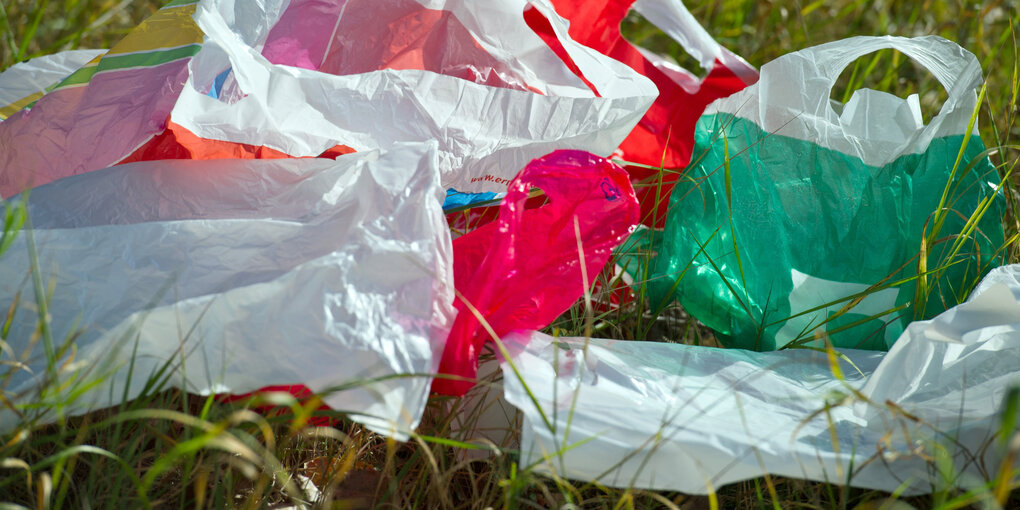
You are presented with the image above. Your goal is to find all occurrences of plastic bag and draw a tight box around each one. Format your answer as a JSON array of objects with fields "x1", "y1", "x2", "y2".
[
  {"x1": 648, "y1": 36, "x2": 1004, "y2": 351},
  {"x1": 533, "y1": 0, "x2": 758, "y2": 226},
  {"x1": 502, "y1": 265, "x2": 1020, "y2": 494},
  {"x1": 0, "y1": 49, "x2": 106, "y2": 122},
  {"x1": 0, "y1": 144, "x2": 455, "y2": 439},
  {"x1": 0, "y1": 0, "x2": 657, "y2": 198},
  {"x1": 433, "y1": 150, "x2": 640, "y2": 396}
]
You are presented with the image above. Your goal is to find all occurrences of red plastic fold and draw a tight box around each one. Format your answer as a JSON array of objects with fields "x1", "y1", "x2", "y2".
[
  {"x1": 532, "y1": 0, "x2": 756, "y2": 226},
  {"x1": 218, "y1": 385, "x2": 334, "y2": 427},
  {"x1": 433, "y1": 150, "x2": 640, "y2": 396},
  {"x1": 120, "y1": 120, "x2": 356, "y2": 163}
]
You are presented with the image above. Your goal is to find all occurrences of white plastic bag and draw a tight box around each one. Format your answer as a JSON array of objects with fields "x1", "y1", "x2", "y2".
[
  {"x1": 0, "y1": 0, "x2": 657, "y2": 197},
  {"x1": 179, "y1": 0, "x2": 657, "y2": 193},
  {"x1": 0, "y1": 143, "x2": 455, "y2": 439},
  {"x1": 503, "y1": 265, "x2": 1020, "y2": 494}
]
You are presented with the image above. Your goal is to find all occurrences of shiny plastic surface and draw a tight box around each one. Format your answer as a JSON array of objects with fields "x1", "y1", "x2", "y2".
[{"x1": 434, "y1": 150, "x2": 640, "y2": 395}]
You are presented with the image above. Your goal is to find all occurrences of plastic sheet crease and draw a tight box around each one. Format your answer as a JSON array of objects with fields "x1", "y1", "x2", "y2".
[
  {"x1": 0, "y1": 144, "x2": 455, "y2": 439},
  {"x1": 503, "y1": 265, "x2": 1020, "y2": 494}
]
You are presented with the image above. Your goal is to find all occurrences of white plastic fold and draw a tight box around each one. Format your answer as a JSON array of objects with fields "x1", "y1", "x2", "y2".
[
  {"x1": 0, "y1": 143, "x2": 456, "y2": 439},
  {"x1": 708, "y1": 35, "x2": 983, "y2": 166},
  {"x1": 631, "y1": 0, "x2": 756, "y2": 82},
  {"x1": 503, "y1": 265, "x2": 1020, "y2": 494},
  {"x1": 171, "y1": 0, "x2": 659, "y2": 193}
]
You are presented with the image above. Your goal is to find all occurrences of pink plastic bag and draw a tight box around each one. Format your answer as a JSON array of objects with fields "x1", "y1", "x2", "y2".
[{"x1": 434, "y1": 150, "x2": 640, "y2": 396}]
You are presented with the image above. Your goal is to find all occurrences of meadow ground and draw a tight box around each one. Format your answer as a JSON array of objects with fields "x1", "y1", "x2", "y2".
[{"x1": 1, "y1": 0, "x2": 1019, "y2": 508}]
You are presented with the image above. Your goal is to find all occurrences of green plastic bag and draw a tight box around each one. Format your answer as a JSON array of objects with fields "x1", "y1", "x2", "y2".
[{"x1": 648, "y1": 36, "x2": 1004, "y2": 351}]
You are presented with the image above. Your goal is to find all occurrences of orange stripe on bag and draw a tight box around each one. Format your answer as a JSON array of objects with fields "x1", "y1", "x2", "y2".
[{"x1": 119, "y1": 119, "x2": 356, "y2": 163}]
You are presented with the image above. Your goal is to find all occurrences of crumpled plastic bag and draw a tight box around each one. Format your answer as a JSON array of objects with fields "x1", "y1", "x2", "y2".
[
  {"x1": 0, "y1": 0, "x2": 656, "y2": 198},
  {"x1": 502, "y1": 264, "x2": 1020, "y2": 494},
  {"x1": 433, "y1": 150, "x2": 640, "y2": 396},
  {"x1": 648, "y1": 36, "x2": 1004, "y2": 351},
  {"x1": 0, "y1": 143, "x2": 455, "y2": 439},
  {"x1": 445, "y1": 0, "x2": 757, "y2": 243},
  {"x1": 533, "y1": 0, "x2": 758, "y2": 226}
]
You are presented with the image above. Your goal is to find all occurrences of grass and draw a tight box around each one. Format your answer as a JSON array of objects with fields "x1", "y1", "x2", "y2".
[{"x1": 2, "y1": 0, "x2": 1020, "y2": 508}]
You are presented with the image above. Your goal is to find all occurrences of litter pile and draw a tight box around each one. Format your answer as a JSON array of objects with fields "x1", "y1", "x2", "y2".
[{"x1": 0, "y1": 0, "x2": 1014, "y2": 495}]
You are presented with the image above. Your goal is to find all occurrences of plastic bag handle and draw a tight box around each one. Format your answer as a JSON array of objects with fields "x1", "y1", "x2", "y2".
[
  {"x1": 631, "y1": 0, "x2": 755, "y2": 77},
  {"x1": 799, "y1": 35, "x2": 982, "y2": 116}
]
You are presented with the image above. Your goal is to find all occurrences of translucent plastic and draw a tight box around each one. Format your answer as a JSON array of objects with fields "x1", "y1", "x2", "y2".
[
  {"x1": 0, "y1": 0, "x2": 657, "y2": 198},
  {"x1": 433, "y1": 150, "x2": 640, "y2": 395},
  {"x1": 536, "y1": 0, "x2": 758, "y2": 226},
  {"x1": 504, "y1": 265, "x2": 1020, "y2": 494},
  {"x1": 648, "y1": 36, "x2": 1003, "y2": 351},
  {"x1": 0, "y1": 144, "x2": 455, "y2": 439}
]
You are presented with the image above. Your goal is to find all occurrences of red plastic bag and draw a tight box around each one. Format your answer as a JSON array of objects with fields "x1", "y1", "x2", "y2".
[
  {"x1": 433, "y1": 150, "x2": 640, "y2": 396},
  {"x1": 528, "y1": 0, "x2": 758, "y2": 226},
  {"x1": 219, "y1": 385, "x2": 334, "y2": 427}
]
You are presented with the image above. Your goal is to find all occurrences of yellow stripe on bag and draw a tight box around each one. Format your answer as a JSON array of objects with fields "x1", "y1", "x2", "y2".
[
  {"x1": 0, "y1": 92, "x2": 43, "y2": 121},
  {"x1": 105, "y1": 3, "x2": 203, "y2": 56},
  {"x1": 0, "y1": 53, "x2": 103, "y2": 118},
  {"x1": 41, "y1": 3, "x2": 203, "y2": 95}
]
